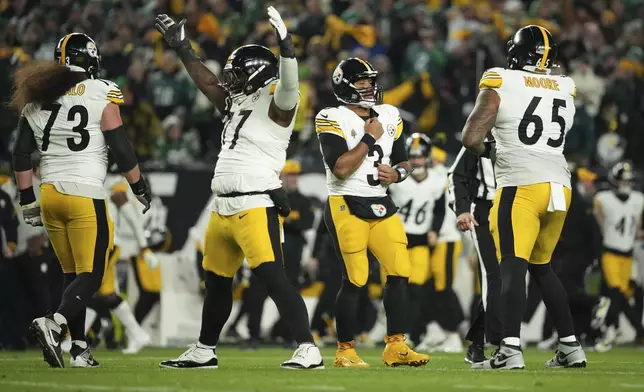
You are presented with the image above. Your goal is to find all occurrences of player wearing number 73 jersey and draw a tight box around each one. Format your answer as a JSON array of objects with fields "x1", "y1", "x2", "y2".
[
  {"x1": 316, "y1": 57, "x2": 429, "y2": 368},
  {"x1": 463, "y1": 25, "x2": 586, "y2": 370},
  {"x1": 11, "y1": 33, "x2": 151, "y2": 369}
]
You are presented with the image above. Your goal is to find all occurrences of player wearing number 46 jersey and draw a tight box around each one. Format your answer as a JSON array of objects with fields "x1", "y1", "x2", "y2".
[
  {"x1": 388, "y1": 134, "x2": 445, "y2": 346},
  {"x1": 462, "y1": 25, "x2": 586, "y2": 370},
  {"x1": 593, "y1": 161, "x2": 644, "y2": 351},
  {"x1": 317, "y1": 57, "x2": 429, "y2": 368},
  {"x1": 11, "y1": 33, "x2": 151, "y2": 368},
  {"x1": 154, "y1": 8, "x2": 322, "y2": 370}
]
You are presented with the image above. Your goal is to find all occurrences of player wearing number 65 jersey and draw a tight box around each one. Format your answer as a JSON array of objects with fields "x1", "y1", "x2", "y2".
[
  {"x1": 316, "y1": 58, "x2": 429, "y2": 368},
  {"x1": 155, "y1": 8, "x2": 322, "y2": 370},
  {"x1": 11, "y1": 33, "x2": 151, "y2": 368},
  {"x1": 463, "y1": 25, "x2": 586, "y2": 370}
]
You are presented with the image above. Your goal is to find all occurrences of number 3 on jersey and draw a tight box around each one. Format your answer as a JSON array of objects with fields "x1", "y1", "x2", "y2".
[
  {"x1": 367, "y1": 145, "x2": 384, "y2": 186},
  {"x1": 41, "y1": 103, "x2": 90, "y2": 152},
  {"x1": 222, "y1": 110, "x2": 252, "y2": 150}
]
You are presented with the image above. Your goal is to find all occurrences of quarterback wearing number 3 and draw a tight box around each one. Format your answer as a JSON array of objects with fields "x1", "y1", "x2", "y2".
[
  {"x1": 462, "y1": 25, "x2": 587, "y2": 370},
  {"x1": 316, "y1": 58, "x2": 429, "y2": 368}
]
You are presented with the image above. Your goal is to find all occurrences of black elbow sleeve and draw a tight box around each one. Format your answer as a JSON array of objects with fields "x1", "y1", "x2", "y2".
[{"x1": 104, "y1": 125, "x2": 139, "y2": 173}]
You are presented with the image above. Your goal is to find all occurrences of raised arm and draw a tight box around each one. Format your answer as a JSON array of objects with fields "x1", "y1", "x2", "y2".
[
  {"x1": 266, "y1": 7, "x2": 299, "y2": 126},
  {"x1": 155, "y1": 15, "x2": 228, "y2": 114}
]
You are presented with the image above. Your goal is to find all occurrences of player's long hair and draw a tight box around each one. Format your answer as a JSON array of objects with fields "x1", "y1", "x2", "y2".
[{"x1": 10, "y1": 61, "x2": 88, "y2": 113}]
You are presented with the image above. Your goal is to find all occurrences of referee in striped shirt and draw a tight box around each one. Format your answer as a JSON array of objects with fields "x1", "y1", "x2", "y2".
[{"x1": 449, "y1": 145, "x2": 501, "y2": 364}]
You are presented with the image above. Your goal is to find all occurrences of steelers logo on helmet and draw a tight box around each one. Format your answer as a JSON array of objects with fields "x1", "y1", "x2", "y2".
[
  {"x1": 332, "y1": 66, "x2": 343, "y2": 85},
  {"x1": 86, "y1": 41, "x2": 99, "y2": 58}
]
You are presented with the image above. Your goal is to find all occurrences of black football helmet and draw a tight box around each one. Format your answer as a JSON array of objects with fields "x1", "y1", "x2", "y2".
[
  {"x1": 331, "y1": 57, "x2": 383, "y2": 108},
  {"x1": 506, "y1": 25, "x2": 557, "y2": 72},
  {"x1": 221, "y1": 45, "x2": 278, "y2": 96},
  {"x1": 55, "y1": 33, "x2": 101, "y2": 77},
  {"x1": 406, "y1": 133, "x2": 432, "y2": 164},
  {"x1": 610, "y1": 161, "x2": 635, "y2": 184}
]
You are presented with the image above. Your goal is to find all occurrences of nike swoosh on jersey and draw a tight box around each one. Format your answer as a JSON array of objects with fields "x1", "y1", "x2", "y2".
[
  {"x1": 320, "y1": 113, "x2": 328, "y2": 118},
  {"x1": 239, "y1": 213, "x2": 248, "y2": 219}
]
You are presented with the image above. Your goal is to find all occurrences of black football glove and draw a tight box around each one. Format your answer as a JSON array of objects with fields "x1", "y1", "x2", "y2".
[
  {"x1": 155, "y1": 14, "x2": 189, "y2": 49},
  {"x1": 130, "y1": 175, "x2": 152, "y2": 214}
]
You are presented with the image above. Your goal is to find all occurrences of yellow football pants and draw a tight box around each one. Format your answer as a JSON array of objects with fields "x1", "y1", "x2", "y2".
[
  {"x1": 202, "y1": 207, "x2": 283, "y2": 278},
  {"x1": 430, "y1": 241, "x2": 462, "y2": 291},
  {"x1": 490, "y1": 183, "x2": 570, "y2": 264},
  {"x1": 40, "y1": 184, "x2": 113, "y2": 274},
  {"x1": 601, "y1": 251, "x2": 633, "y2": 295},
  {"x1": 325, "y1": 196, "x2": 410, "y2": 287}
]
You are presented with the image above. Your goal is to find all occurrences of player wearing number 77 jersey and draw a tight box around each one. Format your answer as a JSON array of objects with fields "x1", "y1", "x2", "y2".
[
  {"x1": 11, "y1": 32, "x2": 151, "y2": 369},
  {"x1": 154, "y1": 7, "x2": 323, "y2": 370},
  {"x1": 316, "y1": 57, "x2": 429, "y2": 368},
  {"x1": 462, "y1": 25, "x2": 586, "y2": 370}
]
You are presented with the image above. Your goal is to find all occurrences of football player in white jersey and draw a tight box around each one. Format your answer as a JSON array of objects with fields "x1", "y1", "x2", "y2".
[
  {"x1": 155, "y1": 8, "x2": 323, "y2": 370},
  {"x1": 11, "y1": 33, "x2": 151, "y2": 368},
  {"x1": 316, "y1": 58, "x2": 429, "y2": 368},
  {"x1": 388, "y1": 133, "x2": 445, "y2": 346},
  {"x1": 593, "y1": 161, "x2": 644, "y2": 351},
  {"x1": 462, "y1": 25, "x2": 587, "y2": 369},
  {"x1": 82, "y1": 177, "x2": 159, "y2": 354}
]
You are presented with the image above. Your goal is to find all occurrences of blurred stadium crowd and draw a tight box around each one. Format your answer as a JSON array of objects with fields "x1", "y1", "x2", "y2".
[
  {"x1": 1, "y1": 0, "x2": 643, "y2": 172},
  {"x1": 1, "y1": 0, "x2": 644, "y2": 351}
]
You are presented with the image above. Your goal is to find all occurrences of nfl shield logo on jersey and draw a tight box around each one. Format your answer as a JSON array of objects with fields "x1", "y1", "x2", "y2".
[
  {"x1": 370, "y1": 204, "x2": 387, "y2": 217},
  {"x1": 387, "y1": 124, "x2": 395, "y2": 137}
]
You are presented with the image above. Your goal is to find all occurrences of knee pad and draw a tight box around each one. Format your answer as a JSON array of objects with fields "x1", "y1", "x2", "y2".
[
  {"x1": 385, "y1": 276, "x2": 408, "y2": 286},
  {"x1": 205, "y1": 271, "x2": 234, "y2": 293},
  {"x1": 527, "y1": 262, "x2": 552, "y2": 278},
  {"x1": 341, "y1": 278, "x2": 363, "y2": 293}
]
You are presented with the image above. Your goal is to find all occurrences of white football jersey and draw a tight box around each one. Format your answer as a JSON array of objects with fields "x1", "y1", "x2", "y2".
[
  {"x1": 23, "y1": 77, "x2": 123, "y2": 199},
  {"x1": 595, "y1": 190, "x2": 644, "y2": 253},
  {"x1": 210, "y1": 81, "x2": 296, "y2": 216},
  {"x1": 480, "y1": 68, "x2": 576, "y2": 189},
  {"x1": 389, "y1": 173, "x2": 444, "y2": 235},
  {"x1": 316, "y1": 104, "x2": 403, "y2": 197}
]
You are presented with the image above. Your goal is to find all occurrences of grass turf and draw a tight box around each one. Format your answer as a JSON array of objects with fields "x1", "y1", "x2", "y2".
[{"x1": 0, "y1": 347, "x2": 643, "y2": 392}]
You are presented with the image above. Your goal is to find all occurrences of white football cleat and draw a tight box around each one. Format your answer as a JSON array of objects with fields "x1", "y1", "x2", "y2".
[
  {"x1": 472, "y1": 343, "x2": 525, "y2": 370},
  {"x1": 280, "y1": 343, "x2": 324, "y2": 370},
  {"x1": 31, "y1": 315, "x2": 65, "y2": 368},
  {"x1": 159, "y1": 344, "x2": 219, "y2": 369},
  {"x1": 545, "y1": 340, "x2": 587, "y2": 368},
  {"x1": 69, "y1": 343, "x2": 100, "y2": 368}
]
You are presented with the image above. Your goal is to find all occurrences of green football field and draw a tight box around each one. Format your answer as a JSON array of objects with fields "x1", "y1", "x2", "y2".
[{"x1": 1, "y1": 347, "x2": 643, "y2": 392}]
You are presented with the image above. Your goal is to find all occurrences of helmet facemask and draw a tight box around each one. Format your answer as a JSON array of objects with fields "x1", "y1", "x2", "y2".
[{"x1": 345, "y1": 72, "x2": 383, "y2": 108}]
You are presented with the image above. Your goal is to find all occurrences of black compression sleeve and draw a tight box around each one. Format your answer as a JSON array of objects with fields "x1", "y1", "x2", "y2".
[
  {"x1": 103, "y1": 125, "x2": 139, "y2": 173},
  {"x1": 390, "y1": 136, "x2": 408, "y2": 166},
  {"x1": 431, "y1": 192, "x2": 446, "y2": 233},
  {"x1": 318, "y1": 133, "x2": 348, "y2": 172},
  {"x1": 12, "y1": 116, "x2": 37, "y2": 172}
]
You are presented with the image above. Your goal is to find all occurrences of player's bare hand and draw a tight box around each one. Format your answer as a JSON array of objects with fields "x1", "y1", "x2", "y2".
[
  {"x1": 456, "y1": 212, "x2": 478, "y2": 232},
  {"x1": 427, "y1": 231, "x2": 438, "y2": 247},
  {"x1": 377, "y1": 164, "x2": 398, "y2": 186},
  {"x1": 364, "y1": 118, "x2": 384, "y2": 140}
]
